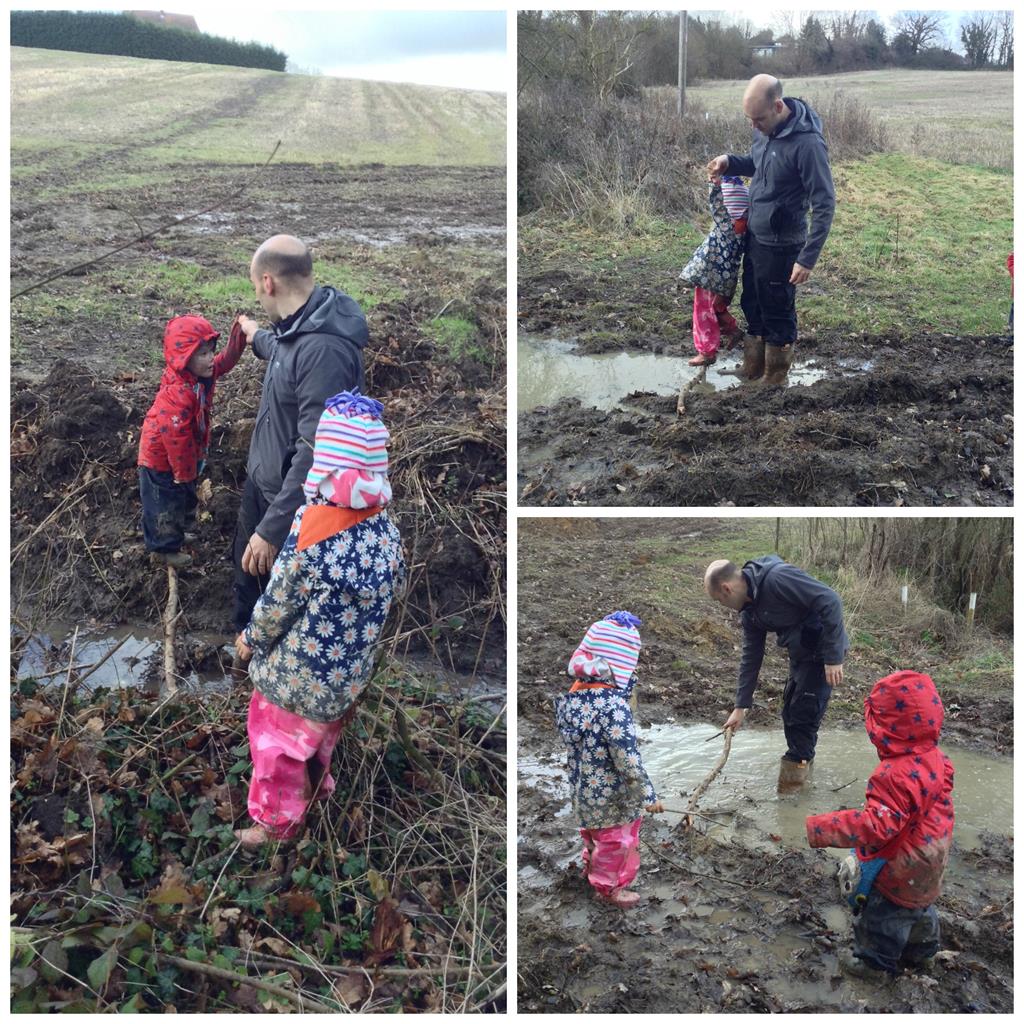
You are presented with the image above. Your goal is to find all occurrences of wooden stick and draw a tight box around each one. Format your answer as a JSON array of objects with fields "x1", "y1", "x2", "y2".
[
  {"x1": 159, "y1": 954, "x2": 339, "y2": 1013},
  {"x1": 685, "y1": 726, "x2": 733, "y2": 825},
  {"x1": 163, "y1": 566, "x2": 179, "y2": 696}
]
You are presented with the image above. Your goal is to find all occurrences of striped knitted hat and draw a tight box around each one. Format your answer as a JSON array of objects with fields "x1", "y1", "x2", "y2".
[
  {"x1": 303, "y1": 390, "x2": 391, "y2": 507},
  {"x1": 568, "y1": 611, "x2": 642, "y2": 688},
  {"x1": 721, "y1": 175, "x2": 750, "y2": 221}
]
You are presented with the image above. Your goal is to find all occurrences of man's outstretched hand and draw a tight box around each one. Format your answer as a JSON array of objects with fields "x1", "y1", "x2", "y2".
[
  {"x1": 723, "y1": 707, "x2": 747, "y2": 732},
  {"x1": 237, "y1": 315, "x2": 260, "y2": 342},
  {"x1": 706, "y1": 154, "x2": 729, "y2": 178}
]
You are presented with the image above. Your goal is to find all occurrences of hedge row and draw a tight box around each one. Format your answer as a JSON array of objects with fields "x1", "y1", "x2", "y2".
[{"x1": 11, "y1": 11, "x2": 286, "y2": 71}]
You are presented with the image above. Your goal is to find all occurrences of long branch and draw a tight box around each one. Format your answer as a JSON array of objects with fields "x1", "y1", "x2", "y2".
[
  {"x1": 12, "y1": 140, "x2": 281, "y2": 301},
  {"x1": 159, "y1": 954, "x2": 338, "y2": 1013},
  {"x1": 686, "y1": 726, "x2": 733, "y2": 819}
]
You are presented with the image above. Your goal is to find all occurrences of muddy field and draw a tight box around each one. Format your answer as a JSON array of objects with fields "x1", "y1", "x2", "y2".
[
  {"x1": 517, "y1": 265, "x2": 1013, "y2": 507},
  {"x1": 11, "y1": 158, "x2": 506, "y2": 670},
  {"x1": 517, "y1": 519, "x2": 1013, "y2": 1013}
]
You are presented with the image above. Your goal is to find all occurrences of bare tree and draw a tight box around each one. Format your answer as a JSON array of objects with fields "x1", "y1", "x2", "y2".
[
  {"x1": 961, "y1": 13, "x2": 998, "y2": 66},
  {"x1": 826, "y1": 10, "x2": 869, "y2": 41},
  {"x1": 995, "y1": 9, "x2": 1014, "y2": 67},
  {"x1": 571, "y1": 11, "x2": 649, "y2": 101},
  {"x1": 893, "y1": 10, "x2": 944, "y2": 54}
]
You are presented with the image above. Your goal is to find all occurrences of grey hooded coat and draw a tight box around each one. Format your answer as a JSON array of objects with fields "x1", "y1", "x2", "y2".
[
  {"x1": 726, "y1": 97, "x2": 836, "y2": 269},
  {"x1": 248, "y1": 285, "x2": 368, "y2": 547}
]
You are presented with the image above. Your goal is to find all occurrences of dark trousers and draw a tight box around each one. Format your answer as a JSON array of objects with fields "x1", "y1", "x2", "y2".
[
  {"x1": 781, "y1": 649, "x2": 832, "y2": 762},
  {"x1": 739, "y1": 233, "x2": 802, "y2": 345},
  {"x1": 231, "y1": 477, "x2": 272, "y2": 633},
  {"x1": 139, "y1": 467, "x2": 196, "y2": 554},
  {"x1": 854, "y1": 889, "x2": 940, "y2": 974}
]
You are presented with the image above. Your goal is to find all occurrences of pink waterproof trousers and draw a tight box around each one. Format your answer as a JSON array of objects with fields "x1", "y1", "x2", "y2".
[
  {"x1": 692, "y1": 287, "x2": 740, "y2": 358},
  {"x1": 246, "y1": 691, "x2": 345, "y2": 839},
  {"x1": 580, "y1": 818, "x2": 642, "y2": 895}
]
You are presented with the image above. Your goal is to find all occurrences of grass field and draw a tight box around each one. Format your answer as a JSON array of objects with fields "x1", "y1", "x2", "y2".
[
  {"x1": 521, "y1": 151, "x2": 1012, "y2": 336},
  {"x1": 11, "y1": 46, "x2": 506, "y2": 182},
  {"x1": 673, "y1": 68, "x2": 1014, "y2": 171}
]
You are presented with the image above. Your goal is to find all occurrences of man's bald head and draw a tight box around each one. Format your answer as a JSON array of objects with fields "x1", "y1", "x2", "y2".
[
  {"x1": 251, "y1": 234, "x2": 314, "y2": 284},
  {"x1": 704, "y1": 560, "x2": 749, "y2": 611},
  {"x1": 742, "y1": 74, "x2": 788, "y2": 135},
  {"x1": 249, "y1": 235, "x2": 315, "y2": 321}
]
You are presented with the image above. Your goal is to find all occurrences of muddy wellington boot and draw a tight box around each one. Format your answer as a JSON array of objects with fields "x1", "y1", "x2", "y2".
[
  {"x1": 740, "y1": 335, "x2": 765, "y2": 380},
  {"x1": 777, "y1": 756, "x2": 810, "y2": 795},
  {"x1": 838, "y1": 951, "x2": 894, "y2": 982},
  {"x1": 761, "y1": 343, "x2": 795, "y2": 386}
]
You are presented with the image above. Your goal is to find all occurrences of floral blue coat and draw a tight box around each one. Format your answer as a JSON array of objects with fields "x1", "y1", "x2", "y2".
[
  {"x1": 243, "y1": 505, "x2": 405, "y2": 723},
  {"x1": 555, "y1": 682, "x2": 657, "y2": 830},
  {"x1": 679, "y1": 180, "x2": 747, "y2": 298}
]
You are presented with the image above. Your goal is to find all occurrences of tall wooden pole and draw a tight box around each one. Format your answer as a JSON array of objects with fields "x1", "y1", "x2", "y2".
[{"x1": 678, "y1": 11, "x2": 688, "y2": 117}]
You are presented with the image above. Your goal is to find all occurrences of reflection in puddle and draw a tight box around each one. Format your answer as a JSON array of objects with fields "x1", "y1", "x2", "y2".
[
  {"x1": 518, "y1": 335, "x2": 872, "y2": 411},
  {"x1": 15, "y1": 624, "x2": 231, "y2": 693}
]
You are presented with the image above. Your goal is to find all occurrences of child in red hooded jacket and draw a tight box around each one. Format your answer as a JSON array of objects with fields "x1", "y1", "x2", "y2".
[
  {"x1": 805, "y1": 670, "x2": 954, "y2": 976},
  {"x1": 138, "y1": 314, "x2": 246, "y2": 567}
]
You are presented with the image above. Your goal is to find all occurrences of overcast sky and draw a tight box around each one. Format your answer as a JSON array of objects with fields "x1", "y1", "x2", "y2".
[{"x1": 63, "y1": 8, "x2": 508, "y2": 90}]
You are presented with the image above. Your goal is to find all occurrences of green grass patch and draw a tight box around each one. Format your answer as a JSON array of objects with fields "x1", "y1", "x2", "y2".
[
  {"x1": 805, "y1": 153, "x2": 1013, "y2": 335},
  {"x1": 312, "y1": 258, "x2": 402, "y2": 312},
  {"x1": 424, "y1": 315, "x2": 492, "y2": 365},
  {"x1": 931, "y1": 649, "x2": 1013, "y2": 691}
]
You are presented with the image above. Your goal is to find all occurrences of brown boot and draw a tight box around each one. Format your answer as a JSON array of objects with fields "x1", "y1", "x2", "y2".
[
  {"x1": 762, "y1": 343, "x2": 795, "y2": 385},
  {"x1": 777, "y1": 756, "x2": 809, "y2": 795},
  {"x1": 740, "y1": 335, "x2": 765, "y2": 380}
]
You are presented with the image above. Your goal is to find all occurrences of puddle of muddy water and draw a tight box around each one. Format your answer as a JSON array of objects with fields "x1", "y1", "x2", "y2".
[
  {"x1": 518, "y1": 335, "x2": 871, "y2": 412},
  {"x1": 521, "y1": 722, "x2": 1011, "y2": 854},
  {"x1": 15, "y1": 625, "x2": 231, "y2": 694}
]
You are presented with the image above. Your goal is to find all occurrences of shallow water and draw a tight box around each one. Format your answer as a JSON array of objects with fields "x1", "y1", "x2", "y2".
[
  {"x1": 15, "y1": 624, "x2": 230, "y2": 693},
  {"x1": 520, "y1": 722, "x2": 1011, "y2": 852},
  {"x1": 518, "y1": 335, "x2": 871, "y2": 411}
]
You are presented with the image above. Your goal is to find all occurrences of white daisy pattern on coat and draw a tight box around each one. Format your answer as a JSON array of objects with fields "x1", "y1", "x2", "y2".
[
  {"x1": 244, "y1": 505, "x2": 405, "y2": 723},
  {"x1": 554, "y1": 682, "x2": 657, "y2": 830}
]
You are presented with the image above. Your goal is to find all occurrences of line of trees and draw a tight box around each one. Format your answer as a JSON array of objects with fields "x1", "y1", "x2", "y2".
[
  {"x1": 519, "y1": 10, "x2": 1013, "y2": 95},
  {"x1": 11, "y1": 11, "x2": 287, "y2": 72}
]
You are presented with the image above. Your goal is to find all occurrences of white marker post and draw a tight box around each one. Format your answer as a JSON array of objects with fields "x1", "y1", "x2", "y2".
[
  {"x1": 966, "y1": 592, "x2": 977, "y2": 632},
  {"x1": 900, "y1": 585, "x2": 909, "y2": 614}
]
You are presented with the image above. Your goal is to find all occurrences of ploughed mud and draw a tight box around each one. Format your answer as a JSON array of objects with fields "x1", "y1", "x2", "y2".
[
  {"x1": 516, "y1": 517, "x2": 1014, "y2": 1013},
  {"x1": 11, "y1": 163, "x2": 505, "y2": 298},
  {"x1": 11, "y1": 163, "x2": 506, "y2": 670},
  {"x1": 517, "y1": 265, "x2": 1012, "y2": 506},
  {"x1": 518, "y1": 722, "x2": 1013, "y2": 1013}
]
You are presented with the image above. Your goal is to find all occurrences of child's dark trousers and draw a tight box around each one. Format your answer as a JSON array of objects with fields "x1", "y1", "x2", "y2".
[
  {"x1": 139, "y1": 467, "x2": 197, "y2": 553},
  {"x1": 854, "y1": 889, "x2": 940, "y2": 973}
]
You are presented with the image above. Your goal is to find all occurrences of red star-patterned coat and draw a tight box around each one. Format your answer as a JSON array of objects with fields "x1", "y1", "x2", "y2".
[
  {"x1": 806, "y1": 670, "x2": 954, "y2": 909},
  {"x1": 138, "y1": 315, "x2": 246, "y2": 482}
]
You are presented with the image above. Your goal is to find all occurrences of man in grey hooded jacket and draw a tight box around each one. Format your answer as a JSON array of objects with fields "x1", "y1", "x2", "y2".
[
  {"x1": 234, "y1": 234, "x2": 368, "y2": 637},
  {"x1": 704, "y1": 555, "x2": 848, "y2": 793},
  {"x1": 707, "y1": 74, "x2": 835, "y2": 385}
]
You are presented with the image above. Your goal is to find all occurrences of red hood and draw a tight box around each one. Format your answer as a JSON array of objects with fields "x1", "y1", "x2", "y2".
[
  {"x1": 163, "y1": 315, "x2": 219, "y2": 375},
  {"x1": 864, "y1": 670, "x2": 944, "y2": 759}
]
